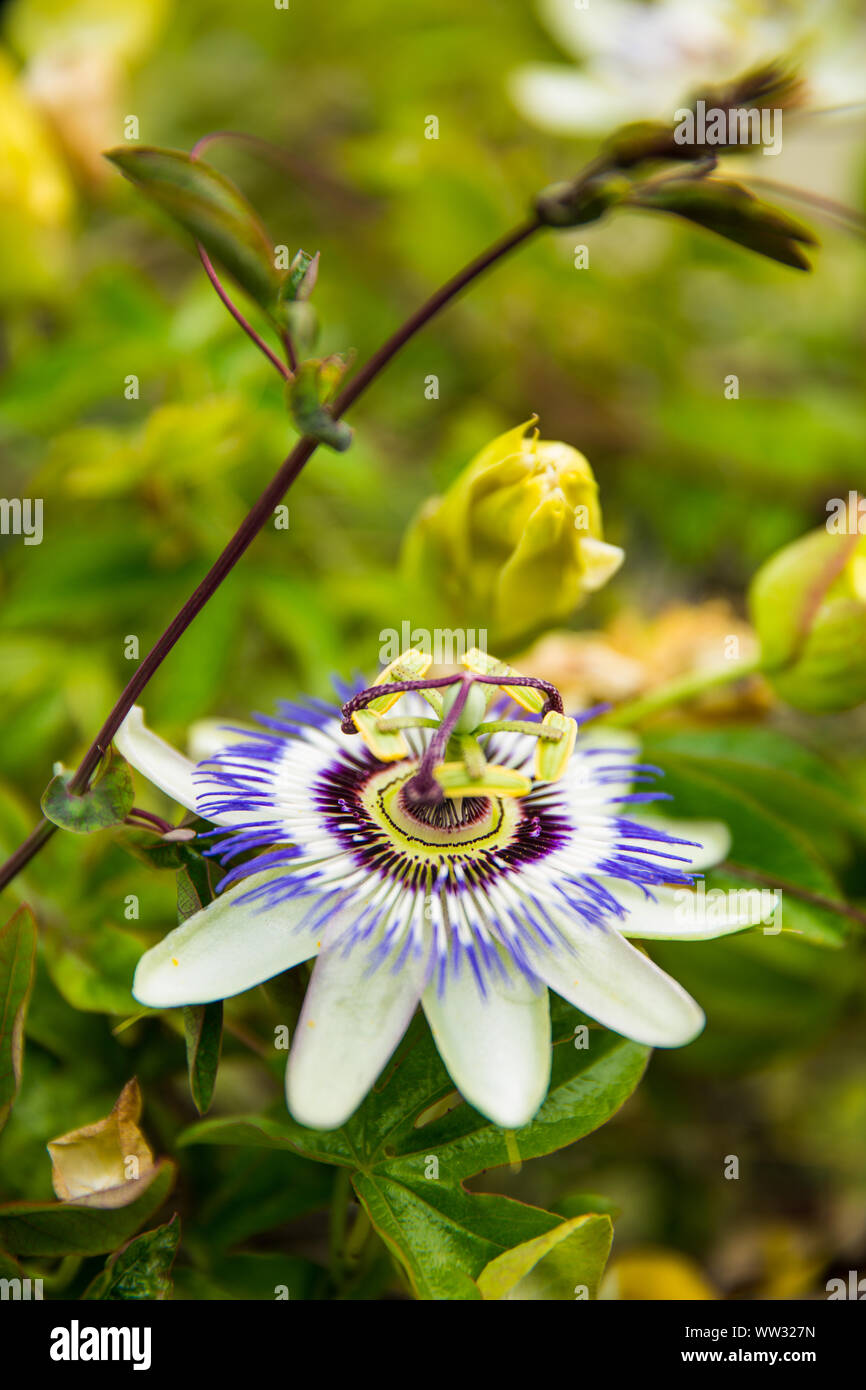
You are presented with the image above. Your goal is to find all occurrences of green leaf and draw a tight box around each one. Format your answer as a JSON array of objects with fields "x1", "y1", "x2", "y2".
[
  {"x1": 82, "y1": 1214, "x2": 180, "y2": 1300},
  {"x1": 105, "y1": 147, "x2": 280, "y2": 312},
  {"x1": 476, "y1": 1212, "x2": 613, "y2": 1300},
  {"x1": 43, "y1": 923, "x2": 143, "y2": 1015},
  {"x1": 0, "y1": 1159, "x2": 175, "y2": 1257},
  {"x1": 634, "y1": 179, "x2": 816, "y2": 270},
  {"x1": 183, "y1": 1002, "x2": 223, "y2": 1116},
  {"x1": 194, "y1": 1149, "x2": 333, "y2": 1251},
  {"x1": 644, "y1": 726, "x2": 866, "y2": 847},
  {"x1": 352, "y1": 1174, "x2": 559, "y2": 1299},
  {"x1": 0, "y1": 906, "x2": 37, "y2": 1134},
  {"x1": 372, "y1": 1016, "x2": 648, "y2": 1182},
  {"x1": 650, "y1": 930, "x2": 851, "y2": 1075},
  {"x1": 643, "y1": 739, "x2": 853, "y2": 946},
  {"x1": 179, "y1": 1015, "x2": 647, "y2": 1299},
  {"x1": 556, "y1": 1191, "x2": 622, "y2": 1221},
  {"x1": 41, "y1": 751, "x2": 134, "y2": 834}
]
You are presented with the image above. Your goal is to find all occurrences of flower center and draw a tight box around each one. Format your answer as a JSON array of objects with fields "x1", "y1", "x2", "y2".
[
  {"x1": 359, "y1": 763, "x2": 521, "y2": 859},
  {"x1": 397, "y1": 786, "x2": 490, "y2": 832}
]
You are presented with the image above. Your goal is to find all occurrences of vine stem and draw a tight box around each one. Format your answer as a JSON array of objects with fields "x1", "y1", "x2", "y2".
[
  {"x1": 600, "y1": 657, "x2": 767, "y2": 727},
  {"x1": 718, "y1": 861, "x2": 866, "y2": 932},
  {"x1": 0, "y1": 214, "x2": 541, "y2": 894}
]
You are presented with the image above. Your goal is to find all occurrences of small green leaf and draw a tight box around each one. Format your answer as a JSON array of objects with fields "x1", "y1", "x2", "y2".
[
  {"x1": 176, "y1": 857, "x2": 218, "y2": 923},
  {"x1": 0, "y1": 1159, "x2": 176, "y2": 1257},
  {"x1": 634, "y1": 178, "x2": 816, "y2": 269},
  {"x1": 0, "y1": 906, "x2": 37, "y2": 1134},
  {"x1": 278, "y1": 249, "x2": 319, "y2": 303},
  {"x1": 477, "y1": 1211, "x2": 613, "y2": 1300},
  {"x1": 286, "y1": 359, "x2": 353, "y2": 452},
  {"x1": 82, "y1": 1214, "x2": 180, "y2": 1300},
  {"x1": 183, "y1": 1002, "x2": 223, "y2": 1116},
  {"x1": 41, "y1": 751, "x2": 134, "y2": 834},
  {"x1": 105, "y1": 146, "x2": 281, "y2": 312}
]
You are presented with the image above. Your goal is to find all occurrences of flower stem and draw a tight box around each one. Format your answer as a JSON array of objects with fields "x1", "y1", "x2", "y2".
[
  {"x1": 601, "y1": 657, "x2": 766, "y2": 728},
  {"x1": 196, "y1": 242, "x2": 291, "y2": 379},
  {"x1": 0, "y1": 213, "x2": 542, "y2": 894},
  {"x1": 329, "y1": 1167, "x2": 352, "y2": 1284}
]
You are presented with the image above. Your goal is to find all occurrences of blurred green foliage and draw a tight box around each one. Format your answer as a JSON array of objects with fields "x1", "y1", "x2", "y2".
[{"x1": 0, "y1": 0, "x2": 865, "y2": 1300}]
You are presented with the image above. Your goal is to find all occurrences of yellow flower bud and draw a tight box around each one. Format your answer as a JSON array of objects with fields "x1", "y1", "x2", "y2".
[
  {"x1": 403, "y1": 419, "x2": 623, "y2": 647},
  {"x1": 748, "y1": 518, "x2": 866, "y2": 713}
]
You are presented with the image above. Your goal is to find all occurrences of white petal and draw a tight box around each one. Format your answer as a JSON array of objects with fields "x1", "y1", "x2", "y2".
[
  {"x1": 116, "y1": 706, "x2": 254, "y2": 828},
  {"x1": 538, "y1": 0, "x2": 633, "y2": 61},
  {"x1": 287, "y1": 928, "x2": 426, "y2": 1130},
  {"x1": 571, "y1": 726, "x2": 641, "y2": 801},
  {"x1": 509, "y1": 65, "x2": 650, "y2": 134},
  {"x1": 577, "y1": 728, "x2": 640, "y2": 756},
  {"x1": 422, "y1": 960, "x2": 551, "y2": 1129},
  {"x1": 535, "y1": 904, "x2": 704, "y2": 1047},
  {"x1": 614, "y1": 882, "x2": 779, "y2": 941},
  {"x1": 186, "y1": 718, "x2": 252, "y2": 762},
  {"x1": 115, "y1": 706, "x2": 199, "y2": 814},
  {"x1": 133, "y1": 872, "x2": 320, "y2": 1008},
  {"x1": 627, "y1": 815, "x2": 731, "y2": 871}
]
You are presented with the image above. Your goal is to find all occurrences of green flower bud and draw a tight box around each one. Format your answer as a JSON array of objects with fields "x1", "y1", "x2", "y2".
[
  {"x1": 402, "y1": 419, "x2": 624, "y2": 648},
  {"x1": 748, "y1": 521, "x2": 866, "y2": 712}
]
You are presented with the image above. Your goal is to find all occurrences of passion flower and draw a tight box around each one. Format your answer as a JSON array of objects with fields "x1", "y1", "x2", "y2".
[{"x1": 116, "y1": 649, "x2": 769, "y2": 1131}]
